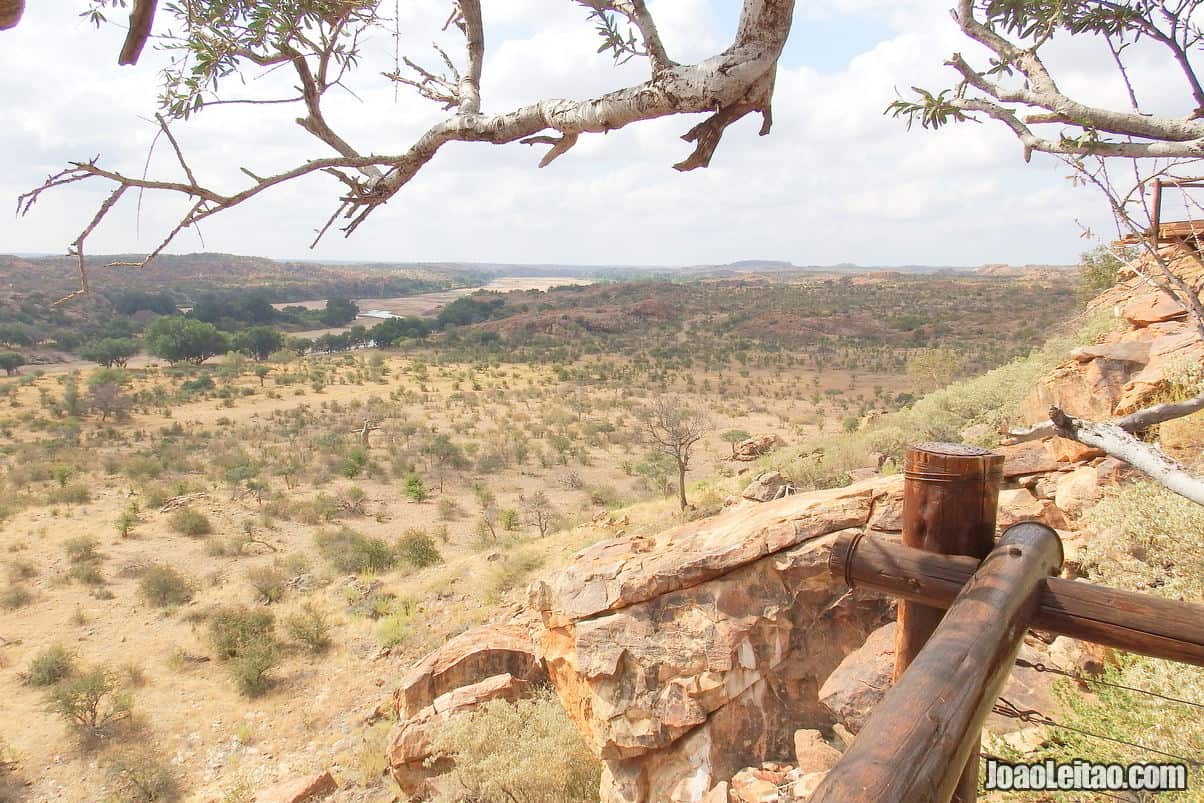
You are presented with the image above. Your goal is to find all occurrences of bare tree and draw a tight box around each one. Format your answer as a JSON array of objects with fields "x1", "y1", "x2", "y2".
[
  {"x1": 14, "y1": 0, "x2": 796, "y2": 303},
  {"x1": 643, "y1": 397, "x2": 709, "y2": 511},
  {"x1": 520, "y1": 492, "x2": 557, "y2": 538}
]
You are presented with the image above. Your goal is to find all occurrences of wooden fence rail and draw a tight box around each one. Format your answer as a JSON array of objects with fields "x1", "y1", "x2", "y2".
[{"x1": 808, "y1": 442, "x2": 1204, "y2": 803}]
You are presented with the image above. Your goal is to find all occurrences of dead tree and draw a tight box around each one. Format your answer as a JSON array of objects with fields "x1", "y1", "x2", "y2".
[
  {"x1": 643, "y1": 396, "x2": 709, "y2": 511},
  {"x1": 351, "y1": 419, "x2": 380, "y2": 448},
  {"x1": 15, "y1": 0, "x2": 797, "y2": 303}
]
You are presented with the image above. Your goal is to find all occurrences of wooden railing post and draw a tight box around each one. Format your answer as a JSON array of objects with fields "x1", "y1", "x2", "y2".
[{"x1": 897, "y1": 442, "x2": 1003, "y2": 803}]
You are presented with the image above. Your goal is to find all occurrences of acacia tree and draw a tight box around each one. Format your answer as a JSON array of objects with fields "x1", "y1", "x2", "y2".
[
  {"x1": 899, "y1": 1, "x2": 1204, "y2": 503},
  {"x1": 644, "y1": 396, "x2": 709, "y2": 511},
  {"x1": 15, "y1": 0, "x2": 796, "y2": 301}
]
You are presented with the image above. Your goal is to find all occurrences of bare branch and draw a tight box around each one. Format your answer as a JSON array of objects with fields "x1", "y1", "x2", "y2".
[
  {"x1": 1050, "y1": 406, "x2": 1204, "y2": 505},
  {"x1": 1007, "y1": 391, "x2": 1204, "y2": 444}
]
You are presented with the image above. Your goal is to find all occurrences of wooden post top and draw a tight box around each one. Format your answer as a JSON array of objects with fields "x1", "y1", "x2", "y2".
[{"x1": 905, "y1": 442, "x2": 1004, "y2": 483}]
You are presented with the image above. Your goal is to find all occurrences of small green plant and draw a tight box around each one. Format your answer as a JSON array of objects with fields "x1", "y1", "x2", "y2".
[
  {"x1": 285, "y1": 601, "x2": 332, "y2": 653},
  {"x1": 5, "y1": 559, "x2": 37, "y2": 582},
  {"x1": 68, "y1": 563, "x2": 106, "y2": 587},
  {"x1": 170, "y1": 508, "x2": 212, "y2": 537},
  {"x1": 376, "y1": 611, "x2": 411, "y2": 648},
  {"x1": 48, "y1": 482, "x2": 92, "y2": 505},
  {"x1": 46, "y1": 666, "x2": 132, "y2": 737},
  {"x1": 139, "y1": 565, "x2": 193, "y2": 607},
  {"x1": 227, "y1": 640, "x2": 278, "y2": 697},
  {"x1": 404, "y1": 473, "x2": 428, "y2": 502},
  {"x1": 24, "y1": 644, "x2": 78, "y2": 686},
  {"x1": 116, "y1": 501, "x2": 141, "y2": 538},
  {"x1": 245, "y1": 565, "x2": 286, "y2": 604},
  {"x1": 498, "y1": 508, "x2": 520, "y2": 531},
  {"x1": 396, "y1": 529, "x2": 442, "y2": 568}
]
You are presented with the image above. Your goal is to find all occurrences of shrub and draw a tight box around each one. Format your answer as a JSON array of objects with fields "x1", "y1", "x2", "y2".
[
  {"x1": 207, "y1": 606, "x2": 275, "y2": 660},
  {"x1": 46, "y1": 666, "x2": 132, "y2": 736},
  {"x1": 245, "y1": 565, "x2": 286, "y2": 604},
  {"x1": 24, "y1": 644, "x2": 78, "y2": 686},
  {"x1": 106, "y1": 745, "x2": 180, "y2": 803},
  {"x1": 64, "y1": 536, "x2": 100, "y2": 563},
  {"x1": 69, "y1": 563, "x2": 106, "y2": 587},
  {"x1": 6, "y1": 559, "x2": 37, "y2": 582},
  {"x1": 376, "y1": 612, "x2": 411, "y2": 648},
  {"x1": 427, "y1": 686, "x2": 601, "y2": 803},
  {"x1": 404, "y1": 473, "x2": 428, "y2": 502},
  {"x1": 139, "y1": 565, "x2": 193, "y2": 607},
  {"x1": 313, "y1": 528, "x2": 395, "y2": 574},
  {"x1": 397, "y1": 529, "x2": 442, "y2": 568},
  {"x1": 285, "y1": 602, "x2": 332, "y2": 653},
  {"x1": 498, "y1": 508, "x2": 520, "y2": 531},
  {"x1": 0, "y1": 585, "x2": 32, "y2": 609},
  {"x1": 169, "y1": 508, "x2": 212, "y2": 537},
  {"x1": 48, "y1": 482, "x2": 92, "y2": 505},
  {"x1": 227, "y1": 640, "x2": 279, "y2": 698}
]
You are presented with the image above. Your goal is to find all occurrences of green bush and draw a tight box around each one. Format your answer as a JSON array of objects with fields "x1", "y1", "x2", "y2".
[
  {"x1": 427, "y1": 686, "x2": 601, "y2": 803},
  {"x1": 227, "y1": 640, "x2": 279, "y2": 698},
  {"x1": 139, "y1": 565, "x2": 193, "y2": 607},
  {"x1": 48, "y1": 482, "x2": 92, "y2": 505},
  {"x1": 313, "y1": 527, "x2": 395, "y2": 574},
  {"x1": 285, "y1": 602, "x2": 332, "y2": 653},
  {"x1": 68, "y1": 563, "x2": 106, "y2": 587},
  {"x1": 46, "y1": 666, "x2": 132, "y2": 736},
  {"x1": 397, "y1": 529, "x2": 442, "y2": 568},
  {"x1": 404, "y1": 473, "x2": 428, "y2": 502},
  {"x1": 169, "y1": 508, "x2": 212, "y2": 537},
  {"x1": 105, "y1": 745, "x2": 180, "y2": 803},
  {"x1": 24, "y1": 644, "x2": 78, "y2": 686},
  {"x1": 207, "y1": 606, "x2": 275, "y2": 660}
]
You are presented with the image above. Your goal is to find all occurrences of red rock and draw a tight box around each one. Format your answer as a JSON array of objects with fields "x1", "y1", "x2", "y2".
[
  {"x1": 793, "y1": 729, "x2": 842, "y2": 774},
  {"x1": 1123, "y1": 293, "x2": 1187, "y2": 327},
  {"x1": 1070, "y1": 342, "x2": 1150, "y2": 364},
  {"x1": 252, "y1": 770, "x2": 336, "y2": 803},
  {"x1": 1047, "y1": 436, "x2": 1104, "y2": 463},
  {"x1": 996, "y1": 441, "x2": 1061, "y2": 478},
  {"x1": 997, "y1": 488, "x2": 1069, "y2": 530}
]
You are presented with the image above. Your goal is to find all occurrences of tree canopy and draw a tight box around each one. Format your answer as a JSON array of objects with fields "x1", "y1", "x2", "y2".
[{"x1": 145, "y1": 317, "x2": 229, "y2": 364}]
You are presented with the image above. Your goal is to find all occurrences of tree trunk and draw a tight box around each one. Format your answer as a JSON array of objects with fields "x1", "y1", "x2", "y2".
[
  {"x1": 0, "y1": 0, "x2": 24, "y2": 31},
  {"x1": 677, "y1": 461, "x2": 687, "y2": 510}
]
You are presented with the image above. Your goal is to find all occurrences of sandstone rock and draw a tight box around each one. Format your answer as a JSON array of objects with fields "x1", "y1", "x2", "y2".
[
  {"x1": 1123, "y1": 293, "x2": 1187, "y2": 327},
  {"x1": 393, "y1": 622, "x2": 542, "y2": 720},
  {"x1": 1070, "y1": 342, "x2": 1151, "y2": 364},
  {"x1": 866, "y1": 475, "x2": 905, "y2": 533},
  {"x1": 732, "y1": 435, "x2": 780, "y2": 461},
  {"x1": 1047, "y1": 436, "x2": 1104, "y2": 463},
  {"x1": 534, "y1": 478, "x2": 896, "y2": 801},
  {"x1": 996, "y1": 441, "x2": 1061, "y2": 479},
  {"x1": 790, "y1": 771, "x2": 828, "y2": 800},
  {"x1": 793, "y1": 730, "x2": 841, "y2": 774},
  {"x1": 846, "y1": 467, "x2": 878, "y2": 483},
  {"x1": 996, "y1": 488, "x2": 1068, "y2": 531},
  {"x1": 701, "y1": 782, "x2": 729, "y2": 803},
  {"x1": 1054, "y1": 465, "x2": 1099, "y2": 518},
  {"x1": 742, "y1": 472, "x2": 790, "y2": 503},
  {"x1": 1095, "y1": 457, "x2": 1133, "y2": 486},
  {"x1": 252, "y1": 770, "x2": 336, "y2": 803},
  {"x1": 1018, "y1": 359, "x2": 1135, "y2": 425},
  {"x1": 818, "y1": 622, "x2": 895, "y2": 735}
]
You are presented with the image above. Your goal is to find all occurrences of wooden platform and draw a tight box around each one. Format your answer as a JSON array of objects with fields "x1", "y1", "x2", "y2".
[{"x1": 1119, "y1": 219, "x2": 1204, "y2": 244}]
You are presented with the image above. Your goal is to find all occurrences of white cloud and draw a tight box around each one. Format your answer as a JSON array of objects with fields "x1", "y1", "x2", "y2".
[{"x1": 0, "y1": 1, "x2": 1133, "y2": 267}]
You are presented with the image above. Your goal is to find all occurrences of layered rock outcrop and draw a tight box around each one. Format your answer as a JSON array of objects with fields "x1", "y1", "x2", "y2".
[{"x1": 530, "y1": 479, "x2": 901, "y2": 801}]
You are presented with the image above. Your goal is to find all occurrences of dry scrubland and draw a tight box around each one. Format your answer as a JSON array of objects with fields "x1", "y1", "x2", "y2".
[
  {"x1": 0, "y1": 271, "x2": 1100, "y2": 801},
  {"x1": 0, "y1": 343, "x2": 919, "y2": 801}
]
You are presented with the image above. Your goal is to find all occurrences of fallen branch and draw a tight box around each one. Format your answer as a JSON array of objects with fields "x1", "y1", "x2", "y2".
[
  {"x1": 1008, "y1": 391, "x2": 1204, "y2": 444},
  {"x1": 1049, "y1": 406, "x2": 1204, "y2": 505}
]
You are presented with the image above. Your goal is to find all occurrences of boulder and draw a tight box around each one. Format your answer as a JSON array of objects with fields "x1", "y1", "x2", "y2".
[
  {"x1": 742, "y1": 472, "x2": 791, "y2": 503},
  {"x1": 996, "y1": 441, "x2": 1062, "y2": 479},
  {"x1": 818, "y1": 622, "x2": 895, "y2": 735},
  {"x1": 1054, "y1": 465, "x2": 1100, "y2": 518},
  {"x1": 997, "y1": 488, "x2": 1069, "y2": 531},
  {"x1": 732, "y1": 435, "x2": 780, "y2": 461},
  {"x1": 1122, "y1": 293, "x2": 1187, "y2": 327},
  {"x1": 793, "y1": 730, "x2": 841, "y2": 774},
  {"x1": 1018, "y1": 359, "x2": 1135, "y2": 426},
  {"x1": 252, "y1": 770, "x2": 336, "y2": 803},
  {"x1": 1046, "y1": 435, "x2": 1104, "y2": 463},
  {"x1": 532, "y1": 478, "x2": 897, "y2": 802},
  {"x1": 392, "y1": 622, "x2": 542, "y2": 720}
]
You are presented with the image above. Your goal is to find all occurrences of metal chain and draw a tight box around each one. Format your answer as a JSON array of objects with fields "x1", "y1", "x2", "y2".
[
  {"x1": 1016, "y1": 657, "x2": 1204, "y2": 710},
  {"x1": 992, "y1": 697, "x2": 1203, "y2": 766}
]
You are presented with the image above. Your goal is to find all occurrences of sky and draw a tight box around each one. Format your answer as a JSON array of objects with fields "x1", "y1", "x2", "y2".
[{"x1": 0, "y1": 0, "x2": 1171, "y2": 267}]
